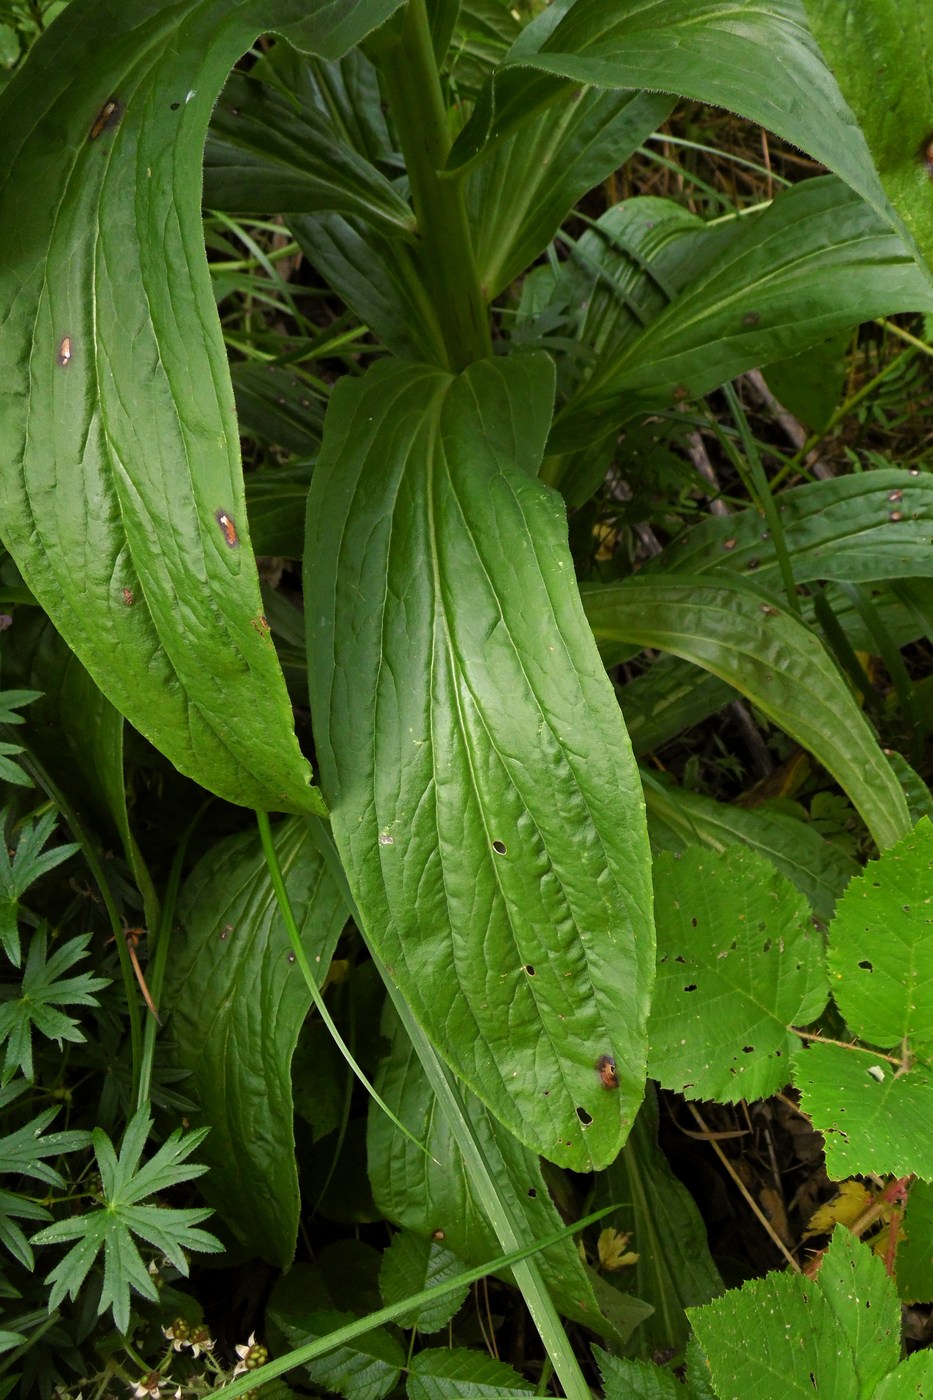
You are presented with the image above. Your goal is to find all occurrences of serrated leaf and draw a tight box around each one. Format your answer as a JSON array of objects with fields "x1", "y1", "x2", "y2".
[
  {"x1": 407, "y1": 1347, "x2": 534, "y2": 1398},
  {"x1": 816, "y1": 1226, "x2": 901, "y2": 1397},
  {"x1": 689, "y1": 1230, "x2": 864, "y2": 1400},
  {"x1": 0, "y1": 810, "x2": 79, "y2": 966},
  {"x1": 648, "y1": 846, "x2": 827, "y2": 1102},
  {"x1": 269, "y1": 1305, "x2": 403, "y2": 1400},
  {"x1": 379, "y1": 1232, "x2": 468, "y2": 1334},
  {"x1": 165, "y1": 816, "x2": 346, "y2": 1265},
  {"x1": 0, "y1": 1108, "x2": 90, "y2": 1190},
  {"x1": 792, "y1": 1040, "x2": 933, "y2": 1179},
  {"x1": 0, "y1": 0, "x2": 408, "y2": 813},
  {"x1": 827, "y1": 818, "x2": 933, "y2": 1057},
  {"x1": 32, "y1": 1104, "x2": 221, "y2": 1335},
  {"x1": 306, "y1": 353, "x2": 654, "y2": 1171},
  {"x1": 0, "y1": 930, "x2": 108, "y2": 1082},
  {"x1": 582, "y1": 574, "x2": 911, "y2": 852},
  {"x1": 595, "y1": 1349, "x2": 688, "y2": 1400},
  {"x1": 874, "y1": 1350, "x2": 933, "y2": 1398},
  {"x1": 644, "y1": 778, "x2": 859, "y2": 927}
]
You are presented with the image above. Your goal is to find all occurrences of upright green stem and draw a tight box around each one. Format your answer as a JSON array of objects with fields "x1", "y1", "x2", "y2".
[{"x1": 378, "y1": 0, "x2": 492, "y2": 371}]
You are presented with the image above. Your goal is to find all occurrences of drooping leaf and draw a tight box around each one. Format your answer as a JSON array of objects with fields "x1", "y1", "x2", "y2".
[
  {"x1": 646, "y1": 469, "x2": 933, "y2": 589},
  {"x1": 549, "y1": 178, "x2": 933, "y2": 451},
  {"x1": 204, "y1": 69, "x2": 416, "y2": 237},
  {"x1": 648, "y1": 847, "x2": 827, "y2": 1102},
  {"x1": 165, "y1": 815, "x2": 346, "y2": 1266},
  {"x1": 306, "y1": 353, "x2": 654, "y2": 1170},
  {"x1": 582, "y1": 574, "x2": 911, "y2": 852},
  {"x1": 0, "y1": 0, "x2": 409, "y2": 813}
]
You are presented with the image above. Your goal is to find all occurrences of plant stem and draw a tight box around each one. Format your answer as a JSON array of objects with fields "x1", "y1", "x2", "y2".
[{"x1": 378, "y1": 0, "x2": 491, "y2": 371}]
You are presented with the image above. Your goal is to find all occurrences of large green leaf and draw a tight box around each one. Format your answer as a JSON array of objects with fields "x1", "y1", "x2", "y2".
[
  {"x1": 582, "y1": 574, "x2": 911, "y2": 852},
  {"x1": 0, "y1": 0, "x2": 405, "y2": 813},
  {"x1": 164, "y1": 816, "x2": 346, "y2": 1265},
  {"x1": 804, "y1": 0, "x2": 933, "y2": 273},
  {"x1": 550, "y1": 177, "x2": 933, "y2": 450},
  {"x1": 306, "y1": 354, "x2": 654, "y2": 1171},
  {"x1": 449, "y1": 0, "x2": 890, "y2": 230}
]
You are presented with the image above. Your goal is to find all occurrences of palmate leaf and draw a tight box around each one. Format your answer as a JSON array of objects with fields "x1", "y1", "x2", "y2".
[
  {"x1": 0, "y1": 0, "x2": 406, "y2": 815},
  {"x1": 0, "y1": 810, "x2": 80, "y2": 967},
  {"x1": 0, "y1": 929, "x2": 109, "y2": 1083},
  {"x1": 306, "y1": 353, "x2": 654, "y2": 1171},
  {"x1": 32, "y1": 1104, "x2": 221, "y2": 1336}
]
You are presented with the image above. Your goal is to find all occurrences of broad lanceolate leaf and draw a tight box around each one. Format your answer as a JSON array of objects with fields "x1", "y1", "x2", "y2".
[
  {"x1": 449, "y1": 0, "x2": 888, "y2": 222},
  {"x1": 649, "y1": 847, "x2": 827, "y2": 1103},
  {"x1": 204, "y1": 70, "x2": 416, "y2": 237},
  {"x1": 804, "y1": 0, "x2": 933, "y2": 274},
  {"x1": 306, "y1": 354, "x2": 654, "y2": 1170},
  {"x1": 582, "y1": 574, "x2": 911, "y2": 852},
  {"x1": 549, "y1": 177, "x2": 933, "y2": 451},
  {"x1": 0, "y1": 0, "x2": 407, "y2": 813},
  {"x1": 826, "y1": 817, "x2": 933, "y2": 1058},
  {"x1": 165, "y1": 815, "x2": 346, "y2": 1266}
]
